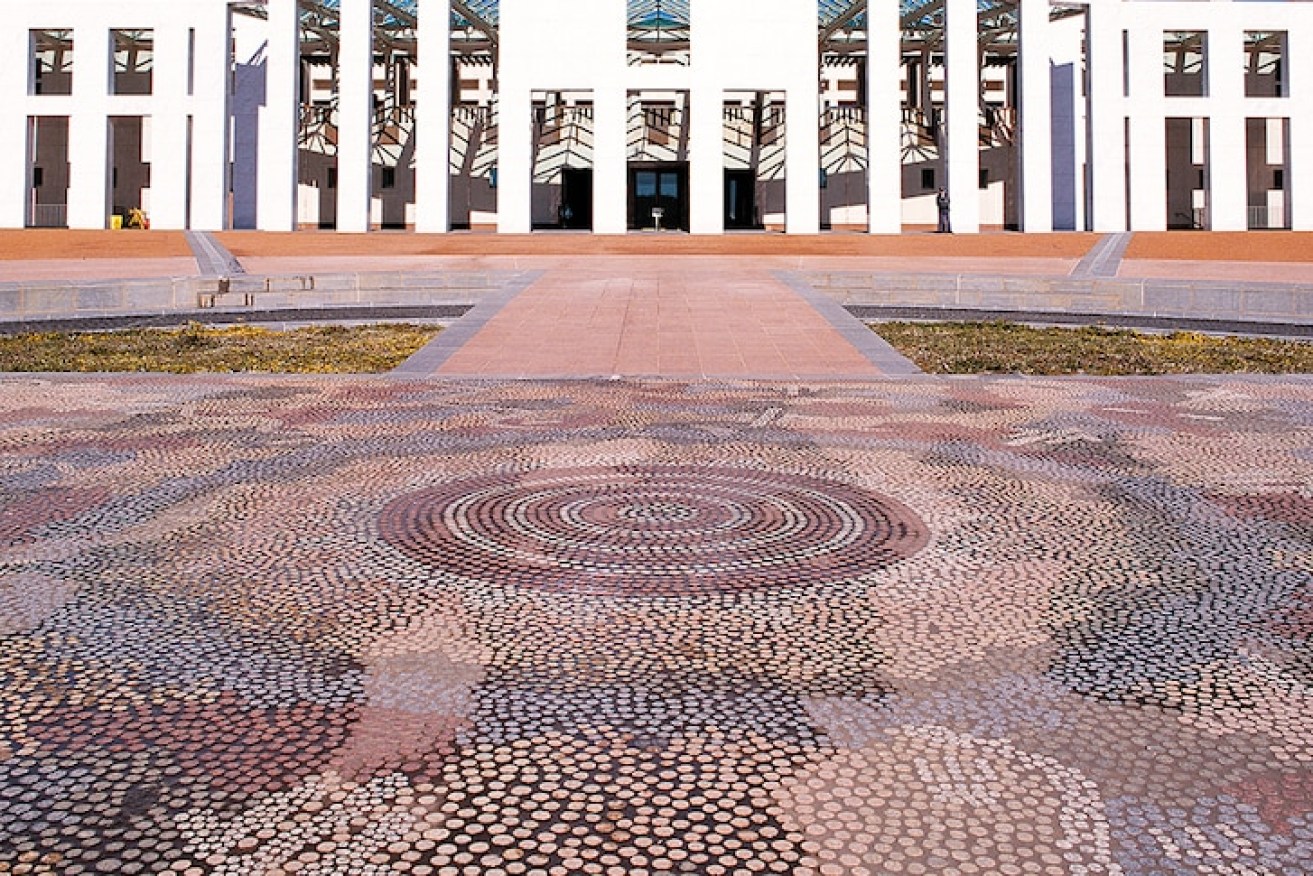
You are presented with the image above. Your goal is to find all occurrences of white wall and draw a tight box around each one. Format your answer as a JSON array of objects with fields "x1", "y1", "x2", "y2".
[
  {"x1": 2, "y1": 0, "x2": 230, "y2": 230},
  {"x1": 498, "y1": 0, "x2": 818, "y2": 234},
  {"x1": 499, "y1": 0, "x2": 626, "y2": 233},
  {"x1": 692, "y1": 0, "x2": 820, "y2": 234},
  {"x1": 1096, "y1": 0, "x2": 1312, "y2": 231},
  {"x1": 0, "y1": 15, "x2": 30, "y2": 227}
]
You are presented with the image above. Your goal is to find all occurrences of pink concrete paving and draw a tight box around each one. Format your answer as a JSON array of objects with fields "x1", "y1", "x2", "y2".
[
  {"x1": 0, "y1": 257, "x2": 199, "y2": 283},
  {"x1": 232, "y1": 253, "x2": 1080, "y2": 278},
  {"x1": 435, "y1": 260, "x2": 884, "y2": 379},
  {"x1": 1118, "y1": 259, "x2": 1313, "y2": 283}
]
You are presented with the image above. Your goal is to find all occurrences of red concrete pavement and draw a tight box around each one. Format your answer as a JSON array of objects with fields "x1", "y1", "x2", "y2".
[{"x1": 434, "y1": 259, "x2": 886, "y2": 379}]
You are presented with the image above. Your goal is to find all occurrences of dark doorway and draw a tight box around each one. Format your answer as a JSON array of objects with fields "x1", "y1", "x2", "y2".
[
  {"x1": 724, "y1": 168, "x2": 757, "y2": 229},
  {"x1": 560, "y1": 167, "x2": 593, "y2": 229},
  {"x1": 629, "y1": 163, "x2": 688, "y2": 231}
]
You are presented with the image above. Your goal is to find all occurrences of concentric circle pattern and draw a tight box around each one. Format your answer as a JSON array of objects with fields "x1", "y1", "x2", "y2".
[
  {"x1": 379, "y1": 464, "x2": 928, "y2": 596},
  {"x1": 8, "y1": 376, "x2": 1313, "y2": 875}
]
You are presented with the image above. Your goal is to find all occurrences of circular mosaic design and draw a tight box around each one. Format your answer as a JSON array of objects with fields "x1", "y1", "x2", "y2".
[{"x1": 378, "y1": 464, "x2": 928, "y2": 596}]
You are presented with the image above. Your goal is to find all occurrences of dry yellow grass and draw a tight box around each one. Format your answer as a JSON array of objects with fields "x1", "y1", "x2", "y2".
[
  {"x1": 873, "y1": 322, "x2": 1313, "y2": 375},
  {"x1": 0, "y1": 323, "x2": 440, "y2": 373}
]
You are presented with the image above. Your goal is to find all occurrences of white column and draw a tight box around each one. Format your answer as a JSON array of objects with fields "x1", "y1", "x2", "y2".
[
  {"x1": 1292, "y1": 19, "x2": 1313, "y2": 230},
  {"x1": 68, "y1": 22, "x2": 111, "y2": 229},
  {"x1": 689, "y1": 86, "x2": 723, "y2": 235},
  {"x1": 337, "y1": 0, "x2": 373, "y2": 232},
  {"x1": 867, "y1": 0, "x2": 901, "y2": 234},
  {"x1": 1126, "y1": 22, "x2": 1165, "y2": 231},
  {"x1": 785, "y1": 87, "x2": 821, "y2": 234},
  {"x1": 944, "y1": 0, "x2": 980, "y2": 233},
  {"x1": 784, "y1": 16, "x2": 821, "y2": 238},
  {"x1": 0, "y1": 23, "x2": 29, "y2": 228},
  {"x1": 190, "y1": 0, "x2": 231, "y2": 230},
  {"x1": 1018, "y1": 0, "x2": 1052, "y2": 232},
  {"x1": 496, "y1": 86, "x2": 531, "y2": 233},
  {"x1": 1085, "y1": 0, "x2": 1126, "y2": 231},
  {"x1": 149, "y1": 23, "x2": 190, "y2": 229},
  {"x1": 414, "y1": 0, "x2": 450, "y2": 233},
  {"x1": 593, "y1": 85, "x2": 627, "y2": 234},
  {"x1": 258, "y1": 0, "x2": 301, "y2": 231},
  {"x1": 1208, "y1": 25, "x2": 1247, "y2": 231}
]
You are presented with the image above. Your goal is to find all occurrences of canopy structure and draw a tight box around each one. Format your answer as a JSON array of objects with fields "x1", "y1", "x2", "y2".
[{"x1": 229, "y1": 0, "x2": 1075, "y2": 57}]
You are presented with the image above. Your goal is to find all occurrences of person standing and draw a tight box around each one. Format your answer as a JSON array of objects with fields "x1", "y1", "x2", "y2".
[{"x1": 936, "y1": 187, "x2": 951, "y2": 233}]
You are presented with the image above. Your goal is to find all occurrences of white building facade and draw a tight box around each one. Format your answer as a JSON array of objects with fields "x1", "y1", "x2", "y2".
[{"x1": 2, "y1": 0, "x2": 1310, "y2": 234}]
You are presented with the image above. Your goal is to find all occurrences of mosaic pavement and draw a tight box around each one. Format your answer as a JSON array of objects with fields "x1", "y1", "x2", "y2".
[{"x1": 1, "y1": 373, "x2": 1312, "y2": 875}]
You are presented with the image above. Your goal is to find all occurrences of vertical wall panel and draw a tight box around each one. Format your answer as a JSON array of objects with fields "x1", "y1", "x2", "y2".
[
  {"x1": 337, "y1": 0, "x2": 373, "y2": 232},
  {"x1": 68, "y1": 18, "x2": 111, "y2": 228},
  {"x1": 1127, "y1": 22, "x2": 1166, "y2": 230},
  {"x1": 0, "y1": 25, "x2": 31, "y2": 227},
  {"x1": 945, "y1": 0, "x2": 981, "y2": 232},
  {"x1": 149, "y1": 22, "x2": 190, "y2": 229},
  {"x1": 1208, "y1": 22, "x2": 1247, "y2": 230},
  {"x1": 414, "y1": 0, "x2": 450, "y2": 233},
  {"x1": 592, "y1": 85, "x2": 627, "y2": 234},
  {"x1": 258, "y1": 0, "x2": 301, "y2": 231},
  {"x1": 1086, "y1": 0, "x2": 1128, "y2": 231},
  {"x1": 190, "y1": 0, "x2": 231, "y2": 229},
  {"x1": 1019, "y1": 0, "x2": 1053, "y2": 231},
  {"x1": 867, "y1": 0, "x2": 902, "y2": 233}
]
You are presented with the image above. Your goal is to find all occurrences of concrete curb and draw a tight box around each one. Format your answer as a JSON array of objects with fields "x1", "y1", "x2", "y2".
[
  {"x1": 774, "y1": 271, "x2": 922, "y2": 374},
  {"x1": 0, "y1": 270, "x2": 534, "y2": 326}
]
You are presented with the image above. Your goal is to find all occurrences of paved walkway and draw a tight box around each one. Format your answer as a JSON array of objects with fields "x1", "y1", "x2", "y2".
[
  {"x1": 2, "y1": 372, "x2": 1311, "y2": 874},
  {"x1": 418, "y1": 260, "x2": 910, "y2": 378}
]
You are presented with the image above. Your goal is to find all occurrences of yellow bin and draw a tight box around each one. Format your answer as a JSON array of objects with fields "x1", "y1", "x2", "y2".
[{"x1": 109, "y1": 215, "x2": 123, "y2": 230}]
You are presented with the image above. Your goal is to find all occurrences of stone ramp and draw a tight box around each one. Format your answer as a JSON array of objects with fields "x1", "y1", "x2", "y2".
[
  {"x1": 422, "y1": 259, "x2": 915, "y2": 379},
  {"x1": 1071, "y1": 232, "x2": 1132, "y2": 278},
  {"x1": 184, "y1": 230, "x2": 245, "y2": 277}
]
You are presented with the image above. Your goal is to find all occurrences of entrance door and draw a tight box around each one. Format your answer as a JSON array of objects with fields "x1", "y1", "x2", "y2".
[
  {"x1": 724, "y1": 168, "x2": 757, "y2": 229},
  {"x1": 560, "y1": 167, "x2": 593, "y2": 229},
  {"x1": 629, "y1": 163, "x2": 688, "y2": 230}
]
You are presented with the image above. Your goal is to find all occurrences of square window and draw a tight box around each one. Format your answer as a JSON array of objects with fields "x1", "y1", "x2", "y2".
[
  {"x1": 31, "y1": 30, "x2": 73, "y2": 96},
  {"x1": 1165, "y1": 31, "x2": 1207, "y2": 98},
  {"x1": 112, "y1": 30, "x2": 153, "y2": 96},
  {"x1": 1245, "y1": 32, "x2": 1286, "y2": 98}
]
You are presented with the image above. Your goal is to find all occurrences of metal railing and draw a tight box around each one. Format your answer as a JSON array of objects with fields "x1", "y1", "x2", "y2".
[
  {"x1": 1248, "y1": 205, "x2": 1286, "y2": 230},
  {"x1": 28, "y1": 203, "x2": 67, "y2": 228}
]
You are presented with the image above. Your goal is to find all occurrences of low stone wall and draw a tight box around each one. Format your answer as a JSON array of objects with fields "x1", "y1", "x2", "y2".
[
  {"x1": 0, "y1": 270, "x2": 530, "y2": 325},
  {"x1": 797, "y1": 271, "x2": 1313, "y2": 326},
  {"x1": 4, "y1": 266, "x2": 1311, "y2": 335}
]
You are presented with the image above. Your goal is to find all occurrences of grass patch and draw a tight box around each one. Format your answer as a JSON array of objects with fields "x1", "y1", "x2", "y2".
[
  {"x1": 872, "y1": 321, "x2": 1313, "y2": 375},
  {"x1": 0, "y1": 323, "x2": 441, "y2": 374}
]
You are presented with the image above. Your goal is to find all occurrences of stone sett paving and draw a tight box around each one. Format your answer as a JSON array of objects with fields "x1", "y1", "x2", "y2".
[{"x1": 1, "y1": 373, "x2": 1312, "y2": 876}]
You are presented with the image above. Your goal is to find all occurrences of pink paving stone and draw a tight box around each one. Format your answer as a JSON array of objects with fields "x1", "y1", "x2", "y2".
[
  {"x1": 1118, "y1": 259, "x2": 1313, "y2": 283},
  {"x1": 435, "y1": 261, "x2": 884, "y2": 379},
  {"x1": 0, "y1": 257, "x2": 200, "y2": 283}
]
